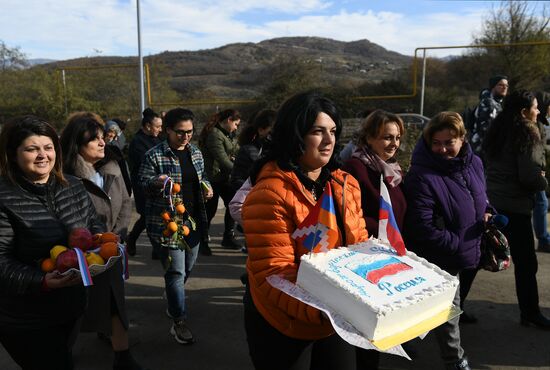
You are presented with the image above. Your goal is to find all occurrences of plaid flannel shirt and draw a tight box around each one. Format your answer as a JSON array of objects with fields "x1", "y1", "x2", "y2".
[{"x1": 138, "y1": 141, "x2": 210, "y2": 248}]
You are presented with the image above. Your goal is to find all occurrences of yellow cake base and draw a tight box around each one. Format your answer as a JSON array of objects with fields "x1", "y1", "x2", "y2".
[{"x1": 371, "y1": 305, "x2": 462, "y2": 351}]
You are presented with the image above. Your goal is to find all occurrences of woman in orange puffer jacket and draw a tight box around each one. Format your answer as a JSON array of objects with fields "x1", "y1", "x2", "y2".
[{"x1": 242, "y1": 92, "x2": 368, "y2": 370}]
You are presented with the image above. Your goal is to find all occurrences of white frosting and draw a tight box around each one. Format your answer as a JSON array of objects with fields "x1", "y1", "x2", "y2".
[{"x1": 296, "y1": 238, "x2": 458, "y2": 341}]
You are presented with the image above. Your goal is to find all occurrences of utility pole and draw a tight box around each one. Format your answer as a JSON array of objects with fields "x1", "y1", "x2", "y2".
[
  {"x1": 136, "y1": 0, "x2": 145, "y2": 113},
  {"x1": 420, "y1": 49, "x2": 427, "y2": 116}
]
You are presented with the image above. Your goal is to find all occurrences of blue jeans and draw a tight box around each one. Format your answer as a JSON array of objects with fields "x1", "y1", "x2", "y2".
[
  {"x1": 532, "y1": 191, "x2": 550, "y2": 245},
  {"x1": 159, "y1": 240, "x2": 200, "y2": 322}
]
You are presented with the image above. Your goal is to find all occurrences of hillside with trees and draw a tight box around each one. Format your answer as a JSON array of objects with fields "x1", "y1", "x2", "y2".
[{"x1": 0, "y1": 1, "x2": 548, "y2": 133}]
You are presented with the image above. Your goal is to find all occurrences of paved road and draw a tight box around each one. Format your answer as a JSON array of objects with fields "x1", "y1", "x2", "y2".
[{"x1": 1, "y1": 208, "x2": 549, "y2": 369}]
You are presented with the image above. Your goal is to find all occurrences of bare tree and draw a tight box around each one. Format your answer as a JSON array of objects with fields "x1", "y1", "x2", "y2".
[
  {"x1": 473, "y1": 1, "x2": 550, "y2": 90},
  {"x1": 0, "y1": 40, "x2": 29, "y2": 71}
]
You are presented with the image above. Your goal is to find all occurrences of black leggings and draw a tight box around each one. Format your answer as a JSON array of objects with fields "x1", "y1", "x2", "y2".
[
  {"x1": 0, "y1": 320, "x2": 78, "y2": 370},
  {"x1": 497, "y1": 210, "x2": 541, "y2": 316},
  {"x1": 206, "y1": 181, "x2": 236, "y2": 234},
  {"x1": 243, "y1": 287, "x2": 356, "y2": 370},
  {"x1": 127, "y1": 214, "x2": 146, "y2": 243}
]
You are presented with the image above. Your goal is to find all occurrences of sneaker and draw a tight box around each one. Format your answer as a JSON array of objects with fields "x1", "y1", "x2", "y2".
[
  {"x1": 200, "y1": 241, "x2": 213, "y2": 256},
  {"x1": 170, "y1": 320, "x2": 195, "y2": 344},
  {"x1": 447, "y1": 357, "x2": 471, "y2": 370},
  {"x1": 126, "y1": 237, "x2": 137, "y2": 257},
  {"x1": 520, "y1": 312, "x2": 550, "y2": 329},
  {"x1": 221, "y1": 233, "x2": 242, "y2": 250}
]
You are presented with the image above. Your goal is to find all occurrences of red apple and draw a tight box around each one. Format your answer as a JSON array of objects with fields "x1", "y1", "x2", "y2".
[
  {"x1": 91, "y1": 233, "x2": 103, "y2": 248},
  {"x1": 68, "y1": 228, "x2": 93, "y2": 251},
  {"x1": 56, "y1": 249, "x2": 79, "y2": 273}
]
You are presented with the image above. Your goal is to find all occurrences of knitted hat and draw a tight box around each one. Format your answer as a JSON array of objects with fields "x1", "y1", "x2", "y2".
[{"x1": 489, "y1": 75, "x2": 508, "y2": 89}]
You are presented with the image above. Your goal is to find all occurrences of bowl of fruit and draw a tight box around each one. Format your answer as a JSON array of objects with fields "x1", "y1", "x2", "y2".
[{"x1": 40, "y1": 228, "x2": 123, "y2": 278}]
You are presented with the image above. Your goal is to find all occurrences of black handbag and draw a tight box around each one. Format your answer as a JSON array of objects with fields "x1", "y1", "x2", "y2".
[{"x1": 479, "y1": 225, "x2": 511, "y2": 272}]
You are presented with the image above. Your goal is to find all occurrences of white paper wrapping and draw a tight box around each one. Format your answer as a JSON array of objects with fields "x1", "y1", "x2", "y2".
[{"x1": 266, "y1": 274, "x2": 414, "y2": 360}]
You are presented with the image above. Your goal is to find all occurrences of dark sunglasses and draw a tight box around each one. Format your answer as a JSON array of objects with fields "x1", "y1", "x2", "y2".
[{"x1": 171, "y1": 129, "x2": 194, "y2": 136}]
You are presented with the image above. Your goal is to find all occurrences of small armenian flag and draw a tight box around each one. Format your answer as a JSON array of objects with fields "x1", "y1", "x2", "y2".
[{"x1": 292, "y1": 183, "x2": 339, "y2": 253}]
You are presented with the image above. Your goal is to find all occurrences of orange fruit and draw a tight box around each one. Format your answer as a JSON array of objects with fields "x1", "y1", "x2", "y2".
[
  {"x1": 162, "y1": 228, "x2": 172, "y2": 237},
  {"x1": 175, "y1": 204, "x2": 185, "y2": 214},
  {"x1": 167, "y1": 221, "x2": 178, "y2": 233},
  {"x1": 41, "y1": 258, "x2": 56, "y2": 272},
  {"x1": 172, "y1": 183, "x2": 181, "y2": 194},
  {"x1": 99, "y1": 242, "x2": 119, "y2": 260},
  {"x1": 182, "y1": 225, "x2": 190, "y2": 236},
  {"x1": 161, "y1": 211, "x2": 171, "y2": 222},
  {"x1": 99, "y1": 232, "x2": 119, "y2": 244}
]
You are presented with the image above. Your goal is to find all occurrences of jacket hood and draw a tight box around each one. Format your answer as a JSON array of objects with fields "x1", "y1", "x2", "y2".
[
  {"x1": 74, "y1": 154, "x2": 120, "y2": 180},
  {"x1": 256, "y1": 161, "x2": 304, "y2": 197},
  {"x1": 410, "y1": 137, "x2": 474, "y2": 175},
  {"x1": 73, "y1": 155, "x2": 97, "y2": 180}
]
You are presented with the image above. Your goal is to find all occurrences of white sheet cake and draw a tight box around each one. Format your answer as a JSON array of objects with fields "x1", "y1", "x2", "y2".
[{"x1": 296, "y1": 239, "x2": 458, "y2": 341}]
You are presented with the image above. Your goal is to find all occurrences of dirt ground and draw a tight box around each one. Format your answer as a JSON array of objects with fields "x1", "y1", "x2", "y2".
[{"x1": 1, "y1": 209, "x2": 549, "y2": 370}]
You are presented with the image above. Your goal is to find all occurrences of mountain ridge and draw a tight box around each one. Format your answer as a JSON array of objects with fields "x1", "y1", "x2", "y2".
[{"x1": 42, "y1": 36, "x2": 412, "y2": 99}]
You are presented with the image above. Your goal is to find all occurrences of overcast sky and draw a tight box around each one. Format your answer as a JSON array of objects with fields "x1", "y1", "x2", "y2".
[{"x1": 0, "y1": 1, "x2": 544, "y2": 60}]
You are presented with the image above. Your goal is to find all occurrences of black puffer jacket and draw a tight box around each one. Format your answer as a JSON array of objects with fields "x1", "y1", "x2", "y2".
[
  {"x1": 230, "y1": 137, "x2": 264, "y2": 191},
  {"x1": 0, "y1": 174, "x2": 104, "y2": 330},
  {"x1": 128, "y1": 129, "x2": 161, "y2": 213}
]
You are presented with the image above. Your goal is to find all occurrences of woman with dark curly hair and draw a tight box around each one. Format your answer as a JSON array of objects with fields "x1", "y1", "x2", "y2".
[{"x1": 484, "y1": 90, "x2": 550, "y2": 329}]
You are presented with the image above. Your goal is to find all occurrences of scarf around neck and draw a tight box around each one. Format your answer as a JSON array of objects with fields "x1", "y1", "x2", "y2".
[{"x1": 351, "y1": 146, "x2": 402, "y2": 188}]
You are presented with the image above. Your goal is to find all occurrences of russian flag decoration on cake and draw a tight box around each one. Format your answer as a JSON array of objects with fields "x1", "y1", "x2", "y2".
[
  {"x1": 292, "y1": 182, "x2": 339, "y2": 253},
  {"x1": 378, "y1": 175, "x2": 406, "y2": 256},
  {"x1": 346, "y1": 256, "x2": 412, "y2": 284}
]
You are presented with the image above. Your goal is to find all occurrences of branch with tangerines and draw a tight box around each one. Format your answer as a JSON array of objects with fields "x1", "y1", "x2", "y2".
[{"x1": 159, "y1": 177, "x2": 197, "y2": 251}]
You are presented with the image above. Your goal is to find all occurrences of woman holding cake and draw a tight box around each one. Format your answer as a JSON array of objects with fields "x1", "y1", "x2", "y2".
[
  {"x1": 483, "y1": 90, "x2": 550, "y2": 329},
  {"x1": 341, "y1": 109, "x2": 406, "y2": 368},
  {"x1": 404, "y1": 112, "x2": 492, "y2": 370},
  {"x1": 241, "y1": 91, "x2": 368, "y2": 370}
]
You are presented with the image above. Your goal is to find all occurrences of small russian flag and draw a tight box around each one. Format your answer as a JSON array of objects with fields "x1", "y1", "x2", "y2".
[
  {"x1": 292, "y1": 182, "x2": 340, "y2": 253},
  {"x1": 378, "y1": 175, "x2": 406, "y2": 256},
  {"x1": 74, "y1": 248, "x2": 94, "y2": 286}
]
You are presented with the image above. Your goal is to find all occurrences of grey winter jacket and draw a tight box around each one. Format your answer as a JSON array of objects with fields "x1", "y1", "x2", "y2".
[{"x1": 75, "y1": 156, "x2": 132, "y2": 240}]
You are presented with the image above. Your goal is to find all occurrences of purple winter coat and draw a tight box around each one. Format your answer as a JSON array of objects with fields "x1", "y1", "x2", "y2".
[{"x1": 403, "y1": 139, "x2": 491, "y2": 272}]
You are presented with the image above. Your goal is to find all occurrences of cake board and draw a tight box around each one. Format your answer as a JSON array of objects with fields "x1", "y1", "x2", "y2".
[{"x1": 267, "y1": 274, "x2": 461, "y2": 358}]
